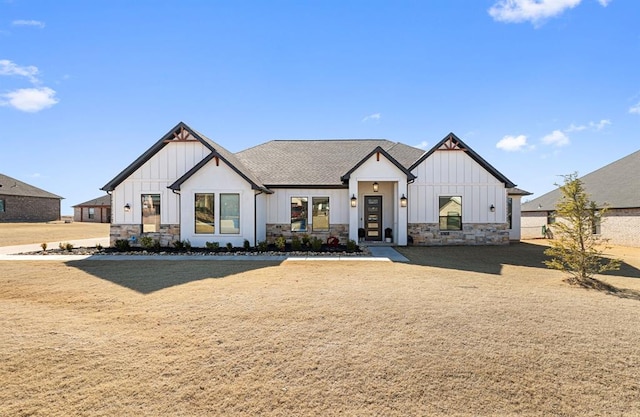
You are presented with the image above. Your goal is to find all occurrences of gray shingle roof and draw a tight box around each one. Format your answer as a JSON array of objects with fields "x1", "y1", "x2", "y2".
[
  {"x1": 73, "y1": 195, "x2": 111, "y2": 207},
  {"x1": 235, "y1": 139, "x2": 425, "y2": 186},
  {"x1": 522, "y1": 149, "x2": 640, "y2": 211},
  {"x1": 0, "y1": 173, "x2": 63, "y2": 199}
]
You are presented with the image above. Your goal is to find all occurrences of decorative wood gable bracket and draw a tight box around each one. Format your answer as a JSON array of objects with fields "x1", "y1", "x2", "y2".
[
  {"x1": 163, "y1": 125, "x2": 197, "y2": 143},
  {"x1": 438, "y1": 134, "x2": 466, "y2": 151}
]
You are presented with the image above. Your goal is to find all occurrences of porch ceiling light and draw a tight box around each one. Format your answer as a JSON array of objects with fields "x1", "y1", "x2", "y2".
[
  {"x1": 350, "y1": 194, "x2": 357, "y2": 207},
  {"x1": 400, "y1": 194, "x2": 407, "y2": 208},
  {"x1": 373, "y1": 182, "x2": 379, "y2": 192},
  {"x1": 124, "y1": 203, "x2": 131, "y2": 212}
]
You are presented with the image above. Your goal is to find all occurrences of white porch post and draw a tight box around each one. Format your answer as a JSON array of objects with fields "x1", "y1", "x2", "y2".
[
  {"x1": 348, "y1": 179, "x2": 359, "y2": 243},
  {"x1": 397, "y1": 180, "x2": 408, "y2": 246}
]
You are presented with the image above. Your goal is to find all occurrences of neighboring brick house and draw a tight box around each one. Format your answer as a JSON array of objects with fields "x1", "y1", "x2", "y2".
[
  {"x1": 0, "y1": 173, "x2": 63, "y2": 222},
  {"x1": 73, "y1": 195, "x2": 111, "y2": 223},
  {"x1": 102, "y1": 122, "x2": 528, "y2": 247},
  {"x1": 522, "y1": 149, "x2": 640, "y2": 247}
]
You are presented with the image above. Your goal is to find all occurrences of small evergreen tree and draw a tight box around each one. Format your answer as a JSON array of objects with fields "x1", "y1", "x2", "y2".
[{"x1": 544, "y1": 173, "x2": 620, "y2": 285}]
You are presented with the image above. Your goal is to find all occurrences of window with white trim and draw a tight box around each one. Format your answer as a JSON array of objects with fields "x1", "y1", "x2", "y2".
[{"x1": 439, "y1": 196, "x2": 462, "y2": 230}]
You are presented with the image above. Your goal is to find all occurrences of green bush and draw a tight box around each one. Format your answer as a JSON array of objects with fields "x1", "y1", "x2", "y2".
[
  {"x1": 346, "y1": 239, "x2": 358, "y2": 253},
  {"x1": 183, "y1": 239, "x2": 192, "y2": 251},
  {"x1": 301, "y1": 234, "x2": 311, "y2": 248},
  {"x1": 226, "y1": 242, "x2": 233, "y2": 251},
  {"x1": 59, "y1": 242, "x2": 74, "y2": 251},
  {"x1": 291, "y1": 235, "x2": 302, "y2": 251},
  {"x1": 257, "y1": 240, "x2": 268, "y2": 251},
  {"x1": 96, "y1": 243, "x2": 103, "y2": 251},
  {"x1": 140, "y1": 236, "x2": 155, "y2": 248},
  {"x1": 173, "y1": 240, "x2": 184, "y2": 250},
  {"x1": 243, "y1": 239, "x2": 251, "y2": 250},
  {"x1": 115, "y1": 239, "x2": 130, "y2": 252},
  {"x1": 311, "y1": 237, "x2": 323, "y2": 252},
  {"x1": 205, "y1": 241, "x2": 219, "y2": 250},
  {"x1": 275, "y1": 236, "x2": 286, "y2": 251}
]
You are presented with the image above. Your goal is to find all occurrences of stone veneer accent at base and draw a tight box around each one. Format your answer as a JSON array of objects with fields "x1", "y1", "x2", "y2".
[
  {"x1": 408, "y1": 223, "x2": 510, "y2": 246},
  {"x1": 110, "y1": 224, "x2": 180, "y2": 247},
  {"x1": 266, "y1": 223, "x2": 349, "y2": 244}
]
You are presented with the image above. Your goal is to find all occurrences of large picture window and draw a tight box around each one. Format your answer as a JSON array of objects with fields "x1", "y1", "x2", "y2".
[
  {"x1": 195, "y1": 193, "x2": 215, "y2": 234},
  {"x1": 142, "y1": 194, "x2": 161, "y2": 233},
  {"x1": 312, "y1": 197, "x2": 330, "y2": 232},
  {"x1": 220, "y1": 193, "x2": 240, "y2": 234},
  {"x1": 291, "y1": 197, "x2": 308, "y2": 232},
  {"x1": 439, "y1": 196, "x2": 462, "y2": 230}
]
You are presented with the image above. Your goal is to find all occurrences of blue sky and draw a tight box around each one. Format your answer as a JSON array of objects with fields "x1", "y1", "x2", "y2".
[{"x1": 1, "y1": 0, "x2": 638, "y2": 215}]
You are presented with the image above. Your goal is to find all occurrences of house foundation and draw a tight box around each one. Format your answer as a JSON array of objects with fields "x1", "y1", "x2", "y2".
[
  {"x1": 266, "y1": 223, "x2": 349, "y2": 244},
  {"x1": 109, "y1": 224, "x2": 181, "y2": 247}
]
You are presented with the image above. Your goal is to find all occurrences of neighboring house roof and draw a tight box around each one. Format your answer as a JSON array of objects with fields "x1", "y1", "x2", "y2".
[
  {"x1": 73, "y1": 195, "x2": 111, "y2": 207},
  {"x1": 235, "y1": 139, "x2": 424, "y2": 187},
  {"x1": 101, "y1": 122, "x2": 269, "y2": 193},
  {"x1": 522, "y1": 149, "x2": 640, "y2": 212},
  {"x1": 409, "y1": 133, "x2": 517, "y2": 189},
  {"x1": 0, "y1": 173, "x2": 63, "y2": 199}
]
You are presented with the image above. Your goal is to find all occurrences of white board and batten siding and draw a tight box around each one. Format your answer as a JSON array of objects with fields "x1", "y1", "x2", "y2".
[
  {"x1": 111, "y1": 141, "x2": 211, "y2": 226},
  {"x1": 178, "y1": 159, "x2": 256, "y2": 247},
  {"x1": 409, "y1": 150, "x2": 508, "y2": 224},
  {"x1": 265, "y1": 188, "x2": 350, "y2": 226}
]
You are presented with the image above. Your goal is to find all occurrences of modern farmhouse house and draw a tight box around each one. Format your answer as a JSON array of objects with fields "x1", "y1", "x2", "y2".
[{"x1": 101, "y1": 122, "x2": 527, "y2": 247}]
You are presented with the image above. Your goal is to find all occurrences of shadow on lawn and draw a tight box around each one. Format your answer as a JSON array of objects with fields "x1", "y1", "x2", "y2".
[
  {"x1": 65, "y1": 260, "x2": 282, "y2": 294},
  {"x1": 396, "y1": 242, "x2": 640, "y2": 279}
]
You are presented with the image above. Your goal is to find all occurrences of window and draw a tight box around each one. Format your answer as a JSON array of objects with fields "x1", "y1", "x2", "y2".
[
  {"x1": 220, "y1": 193, "x2": 240, "y2": 234},
  {"x1": 0, "y1": 199, "x2": 4, "y2": 212},
  {"x1": 291, "y1": 197, "x2": 308, "y2": 232},
  {"x1": 88, "y1": 208, "x2": 95, "y2": 220},
  {"x1": 312, "y1": 197, "x2": 330, "y2": 232},
  {"x1": 195, "y1": 193, "x2": 214, "y2": 234},
  {"x1": 547, "y1": 211, "x2": 555, "y2": 225},
  {"x1": 142, "y1": 194, "x2": 160, "y2": 233},
  {"x1": 507, "y1": 197, "x2": 513, "y2": 229},
  {"x1": 439, "y1": 196, "x2": 462, "y2": 230},
  {"x1": 592, "y1": 210, "x2": 601, "y2": 235}
]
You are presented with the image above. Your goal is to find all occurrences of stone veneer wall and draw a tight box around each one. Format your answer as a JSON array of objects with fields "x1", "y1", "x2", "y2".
[
  {"x1": 408, "y1": 223, "x2": 510, "y2": 246},
  {"x1": 109, "y1": 224, "x2": 180, "y2": 247},
  {"x1": 266, "y1": 223, "x2": 349, "y2": 244}
]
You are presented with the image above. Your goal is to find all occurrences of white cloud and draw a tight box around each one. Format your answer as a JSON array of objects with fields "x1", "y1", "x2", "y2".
[
  {"x1": 590, "y1": 119, "x2": 611, "y2": 130},
  {"x1": 496, "y1": 134, "x2": 529, "y2": 152},
  {"x1": 0, "y1": 59, "x2": 40, "y2": 84},
  {"x1": 362, "y1": 113, "x2": 381, "y2": 122},
  {"x1": 566, "y1": 119, "x2": 611, "y2": 131},
  {"x1": 414, "y1": 141, "x2": 429, "y2": 150},
  {"x1": 598, "y1": 0, "x2": 612, "y2": 6},
  {"x1": 12, "y1": 20, "x2": 45, "y2": 28},
  {"x1": 488, "y1": 0, "x2": 582, "y2": 25},
  {"x1": 542, "y1": 130, "x2": 570, "y2": 147},
  {"x1": 0, "y1": 87, "x2": 59, "y2": 112},
  {"x1": 629, "y1": 102, "x2": 640, "y2": 114}
]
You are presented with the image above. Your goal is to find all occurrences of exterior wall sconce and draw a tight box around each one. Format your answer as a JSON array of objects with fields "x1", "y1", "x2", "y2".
[
  {"x1": 373, "y1": 182, "x2": 379, "y2": 192},
  {"x1": 124, "y1": 203, "x2": 131, "y2": 212},
  {"x1": 490, "y1": 204, "x2": 495, "y2": 212},
  {"x1": 350, "y1": 194, "x2": 357, "y2": 207},
  {"x1": 400, "y1": 194, "x2": 408, "y2": 207}
]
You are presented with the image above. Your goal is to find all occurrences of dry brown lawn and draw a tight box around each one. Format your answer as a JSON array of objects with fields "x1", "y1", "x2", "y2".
[
  {"x1": 0, "y1": 222, "x2": 109, "y2": 246},
  {"x1": 1, "y1": 237, "x2": 640, "y2": 415}
]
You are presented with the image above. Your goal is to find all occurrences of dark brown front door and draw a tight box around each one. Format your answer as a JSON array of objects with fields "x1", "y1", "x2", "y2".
[{"x1": 364, "y1": 196, "x2": 382, "y2": 241}]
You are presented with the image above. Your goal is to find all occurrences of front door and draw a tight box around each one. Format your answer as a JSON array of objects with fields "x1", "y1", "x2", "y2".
[{"x1": 364, "y1": 196, "x2": 382, "y2": 241}]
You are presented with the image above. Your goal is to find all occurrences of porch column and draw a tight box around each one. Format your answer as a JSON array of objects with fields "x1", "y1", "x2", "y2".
[
  {"x1": 397, "y1": 181, "x2": 408, "y2": 246},
  {"x1": 348, "y1": 179, "x2": 359, "y2": 243}
]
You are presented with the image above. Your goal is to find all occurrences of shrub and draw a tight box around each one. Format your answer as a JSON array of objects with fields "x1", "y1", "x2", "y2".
[
  {"x1": 291, "y1": 235, "x2": 302, "y2": 251},
  {"x1": 346, "y1": 239, "x2": 358, "y2": 253},
  {"x1": 115, "y1": 239, "x2": 130, "y2": 252},
  {"x1": 226, "y1": 242, "x2": 233, "y2": 251},
  {"x1": 96, "y1": 243, "x2": 103, "y2": 251},
  {"x1": 205, "y1": 241, "x2": 220, "y2": 250},
  {"x1": 59, "y1": 242, "x2": 73, "y2": 251},
  {"x1": 173, "y1": 240, "x2": 184, "y2": 250},
  {"x1": 257, "y1": 240, "x2": 268, "y2": 251},
  {"x1": 275, "y1": 236, "x2": 286, "y2": 251},
  {"x1": 311, "y1": 237, "x2": 323, "y2": 252},
  {"x1": 140, "y1": 236, "x2": 155, "y2": 248},
  {"x1": 40, "y1": 242, "x2": 47, "y2": 251},
  {"x1": 183, "y1": 240, "x2": 192, "y2": 251},
  {"x1": 301, "y1": 234, "x2": 311, "y2": 248},
  {"x1": 243, "y1": 239, "x2": 251, "y2": 250}
]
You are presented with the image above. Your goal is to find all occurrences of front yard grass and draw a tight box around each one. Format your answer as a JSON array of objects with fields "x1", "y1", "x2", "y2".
[{"x1": 1, "y1": 244, "x2": 639, "y2": 416}]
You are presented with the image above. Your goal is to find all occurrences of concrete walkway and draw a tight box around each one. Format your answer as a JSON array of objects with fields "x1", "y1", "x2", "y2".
[{"x1": 0, "y1": 239, "x2": 409, "y2": 262}]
